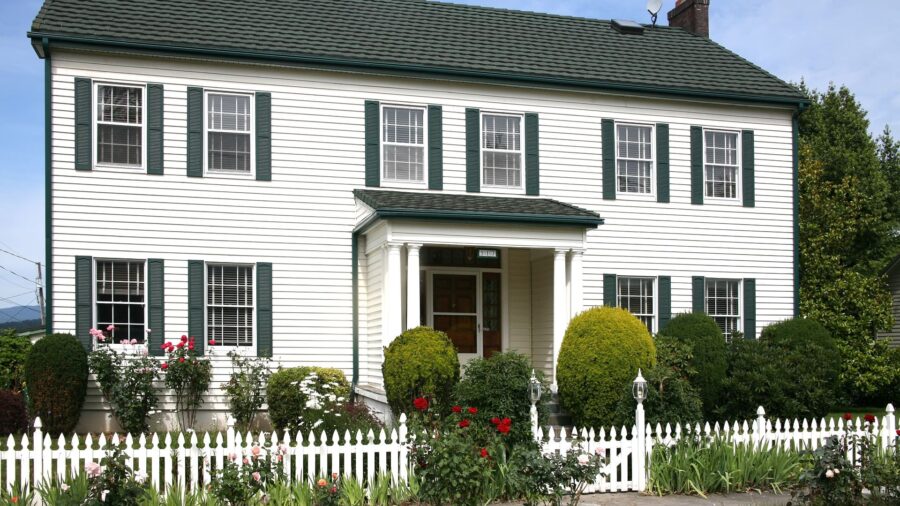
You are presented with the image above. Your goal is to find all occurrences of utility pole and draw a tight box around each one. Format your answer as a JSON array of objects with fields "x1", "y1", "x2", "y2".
[{"x1": 36, "y1": 262, "x2": 45, "y2": 326}]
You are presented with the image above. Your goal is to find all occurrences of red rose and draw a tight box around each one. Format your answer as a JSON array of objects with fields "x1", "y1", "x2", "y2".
[
  {"x1": 209, "y1": 339, "x2": 216, "y2": 346},
  {"x1": 188, "y1": 343, "x2": 195, "y2": 351},
  {"x1": 452, "y1": 406, "x2": 462, "y2": 413},
  {"x1": 896, "y1": 429, "x2": 900, "y2": 436},
  {"x1": 179, "y1": 357, "x2": 185, "y2": 363},
  {"x1": 413, "y1": 397, "x2": 429, "y2": 411},
  {"x1": 497, "y1": 423, "x2": 510, "y2": 434},
  {"x1": 160, "y1": 343, "x2": 167, "y2": 350},
  {"x1": 491, "y1": 417, "x2": 501, "y2": 425},
  {"x1": 180, "y1": 335, "x2": 188, "y2": 342},
  {"x1": 161, "y1": 362, "x2": 168, "y2": 370},
  {"x1": 501, "y1": 418, "x2": 511, "y2": 426},
  {"x1": 177, "y1": 342, "x2": 185, "y2": 349},
  {"x1": 843, "y1": 413, "x2": 853, "y2": 421},
  {"x1": 468, "y1": 407, "x2": 478, "y2": 415},
  {"x1": 480, "y1": 448, "x2": 488, "y2": 458},
  {"x1": 864, "y1": 413, "x2": 876, "y2": 423},
  {"x1": 458, "y1": 419, "x2": 470, "y2": 428}
]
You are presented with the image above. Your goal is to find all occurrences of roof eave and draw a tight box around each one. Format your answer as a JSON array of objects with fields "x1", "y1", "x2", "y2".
[
  {"x1": 27, "y1": 32, "x2": 810, "y2": 108},
  {"x1": 372, "y1": 208, "x2": 604, "y2": 228}
]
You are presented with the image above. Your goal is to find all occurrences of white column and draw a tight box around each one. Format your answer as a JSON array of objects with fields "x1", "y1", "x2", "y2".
[
  {"x1": 552, "y1": 248, "x2": 569, "y2": 390},
  {"x1": 569, "y1": 249, "x2": 584, "y2": 318},
  {"x1": 383, "y1": 243, "x2": 403, "y2": 347},
  {"x1": 406, "y1": 243, "x2": 422, "y2": 331}
]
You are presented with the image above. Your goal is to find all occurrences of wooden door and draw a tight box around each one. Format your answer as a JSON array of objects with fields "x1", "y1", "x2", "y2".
[{"x1": 432, "y1": 274, "x2": 478, "y2": 357}]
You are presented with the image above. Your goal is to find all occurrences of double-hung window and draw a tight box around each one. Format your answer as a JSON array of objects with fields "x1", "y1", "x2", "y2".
[
  {"x1": 617, "y1": 277, "x2": 655, "y2": 333},
  {"x1": 96, "y1": 84, "x2": 144, "y2": 167},
  {"x1": 704, "y1": 130, "x2": 740, "y2": 199},
  {"x1": 207, "y1": 264, "x2": 254, "y2": 347},
  {"x1": 95, "y1": 260, "x2": 146, "y2": 343},
  {"x1": 706, "y1": 278, "x2": 740, "y2": 341},
  {"x1": 207, "y1": 92, "x2": 253, "y2": 174},
  {"x1": 382, "y1": 105, "x2": 426, "y2": 183},
  {"x1": 482, "y1": 113, "x2": 522, "y2": 189},
  {"x1": 616, "y1": 124, "x2": 653, "y2": 194}
]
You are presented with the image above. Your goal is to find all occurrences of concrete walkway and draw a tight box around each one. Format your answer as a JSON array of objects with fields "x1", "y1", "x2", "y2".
[{"x1": 496, "y1": 492, "x2": 791, "y2": 505}]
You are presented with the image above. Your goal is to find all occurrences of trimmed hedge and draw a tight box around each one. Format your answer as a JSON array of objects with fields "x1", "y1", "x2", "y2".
[
  {"x1": 24, "y1": 333, "x2": 88, "y2": 434},
  {"x1": 0, "y1": 329, "x2": 32, "y2": 391},
  {"x1": 658, "y1": 312, "x2": 727, "y2": 418},
  {"x1": 557, "y1": 307, "x2": 656, "y2": 429},
  {"x1": 0, "y1": 389, "x2": 28, "y2": 436},
  {"x1": 267, "y1": 366, "x2": 350, "y2": 433},
  {"x1": 382, "y1": 326, "x2": 459, "y2": 415}
]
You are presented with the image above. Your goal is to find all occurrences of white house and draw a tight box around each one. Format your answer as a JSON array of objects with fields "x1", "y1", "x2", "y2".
[{"x1": 28, "y1": 0, "x2": 806, "y2": 430}]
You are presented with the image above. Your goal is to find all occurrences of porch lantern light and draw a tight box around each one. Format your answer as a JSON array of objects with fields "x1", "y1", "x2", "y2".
[
  {"x1": 529, "y1": 369, "x2": 542, "y2": 404},
  {"x1": 632, "y1": 369, "x2": 648, "y2": 404}
]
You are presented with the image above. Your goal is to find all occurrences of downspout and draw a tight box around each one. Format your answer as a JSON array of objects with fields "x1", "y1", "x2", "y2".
[
  {"x1": 43, "y1": 37, "x2": 52, "y2": 334},
  {"x1": 351, "y1": 231, "x2": 359, "y2": 389}
]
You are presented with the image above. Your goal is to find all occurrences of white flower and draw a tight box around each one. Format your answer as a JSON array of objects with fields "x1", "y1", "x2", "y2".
[
  {"x1": 60, "y1": 483, "x2": 70, "y2": 491},
  {"x1": 135, "y1": 470, "x2": 147, "y2": 482},
  {"x1": 313, "y1": 420, "x2": 323, "y2": 429},
  {"x1": 577, "y1": 454, "x2": 590, "y2": 466},
  {"x1": 101, "y1": 490, "x2": 110, "y2": 502},
  {"x1": 825, "y1": 469, "x2": 835, "y2": 479},
  {"x1": 834, "y1": 468, "x2": 840, "y2": 475},
  {"x1": 306, "y1": 399, "x2": 321, "y2": 410}
]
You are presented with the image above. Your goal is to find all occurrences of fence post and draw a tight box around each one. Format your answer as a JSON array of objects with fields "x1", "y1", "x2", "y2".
[
  {"x1": 32, "y1": 417, "x2": 43, "y2": 488},
  {"x1": 634, "y1": 400, "x2": 646, "y2": 491},
  {"x1": 754, "y1": 406, "x2": 767, "y2": 448},
  {"x1": 885, "y1": 404, "x2": 896, "y2": 450},
  {"x1": 398, "y1": 413, "x2": 409, "y2": 483},
  {"x1": 226, "y1": 416, "x2": 236, "y2": 455}
]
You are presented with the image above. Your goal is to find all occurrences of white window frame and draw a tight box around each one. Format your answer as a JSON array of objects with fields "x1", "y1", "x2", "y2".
[
  {"x1": 93, "y1": 81, "x2": 147, "y2": 170},
  {"x1": 616, "y1": 276, "x2": 657, "y2": 333},
  {"x1": 480, "y1": 111, "x2": 525, "y2": 194},
  {"x1": 205, "y1": 262, "x2": 257, "y2": 352},
  {"x1": 92, "y1": 258, "x2": 148, "y2": 352},
  {"x1": 702, "y1": 128, "x2": 742, "y2": 202},
  {"x1": 614, "y1": 122, "x2": 656, "y2": 198},
  {"x1": 705, "y1": 278, "x2": 742, "y2": 341},
  {"x1": 379, "y1": 103, "x2": 428, "y2": 188},
  {"x1": 203, "y1": 90, "x2": 256, "y2": 178}
]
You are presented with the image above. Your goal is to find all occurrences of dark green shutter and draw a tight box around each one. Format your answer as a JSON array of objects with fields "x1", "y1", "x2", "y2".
[
  {"x1": 147, "y1": 83, "x2": 164, "y2": 175},
  {"x1": 147, "y1": 259, "x2": 165, "y2": 356},
  {"x1": 742, "y1": 130, "x2": 755, "y2": 207},
  {"x1": 186, "y1": 87, "x2": 203, "y2": 178},
  {"x1": 256, "y1": 92, "x2": 272, "y2": 181},
  {"x1": 692, "y1": 276, "x2": 706, "y2": 313},
  {"x1": 75, "y1": 256, "x2": 93, "y2": 351},
  {"x1": 658, "y1": 275, "x2": 671, "y2": 331},
  {"x1": 603, "y1": 274, "x2": 617, "y2": 307},
  {"x1": 691, "y1": 126, "x2": 703, "y2": 205},
  {"x1": 188, "y1": 260, "x2": 205, "y2": 354},
  {"x1": 256, "y1": 263, "x2": 273, "y2": 357},
  {"x1": 656, "y1": 123, "x2": 670, "y2": 203},
  {"x1": 364, "y1": 100, "x2": 380, "y2": 187},
  {"x1": 74, "y1": 78, "x2": 92, "y2": 171},
  {"x1": 743, "y1": 278, "x2": 756, "y2": 339},
  {"x1": 428, "y1": 105, "x2": 443, "y2": 190},
  {"x1": 465, "y1": 108, "x2": 480, "y2": 193},
  {"x1": 602, "y1": 119, "x2": 615, "y2": 200},
  {"x1": 525, "y1": 113, "x2": 539, "y2": 196}
]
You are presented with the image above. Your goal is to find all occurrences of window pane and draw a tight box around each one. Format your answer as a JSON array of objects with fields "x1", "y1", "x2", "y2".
[
  {"x1": 617, "y1": 277, "x2": 654, "y2": 333},
  {"x1": 208, "y1": 94, "x2": 251, "y2": 132},
  {"x1": 706, "y1": 279, "x2": 740, "y2": 341},
  {"x1": 207, "y1": 265, "x2": 254, "y2": 347},
  {"x1": 95, "y1": 260, "x2": 145, "y2": 344},
  {"x1": 704, "y1": 131, "x2": 739, "y2": 198},
  {"x1": 97, "y1": 86, "x2": 142, "y2": 125},
  {"x1": 382, "y1": 107, "x2": 425, "y2": 182},
  {"x1": 208, "y1": 132, "x2": 252, "y2": 172},
  {"x1": 616, "y1": 125, "x2": 653, "y2": 194},
  {"x1": 483, "y1": 151, "x2": 521, "y2": 187},
  {"x1": 481, "y1": 114, "x2": 522, "y2": 188}
]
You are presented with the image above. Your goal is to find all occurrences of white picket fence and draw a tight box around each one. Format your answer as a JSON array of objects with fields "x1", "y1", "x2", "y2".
[{"x1": 2, "y1": 404, "x2": 897, "y2": 496}]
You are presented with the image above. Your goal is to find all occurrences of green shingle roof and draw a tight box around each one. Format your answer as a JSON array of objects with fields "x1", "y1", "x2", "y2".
[
  {"x1": 29, "y1": 0, "x2": 805, "y2": 105},
  {"x1": 354, "y1": 189, "x2": 604, "y2": 227}
]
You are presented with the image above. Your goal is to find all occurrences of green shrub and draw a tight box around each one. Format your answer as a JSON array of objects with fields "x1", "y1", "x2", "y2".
[
  {"x1": 382, "y1": 326, "x2": 460, "y2": 415},
  {"x1": 557, "y1": 307, "x2": 655, "y2": 429},
  {"x1": 24, "y1": 333, "x2": 88, "y2": 434},
  {"x1": 659, "y1": 312, "x2": 727, "y2": 418},
  {"x1": 0, "y1": 329, "x2": 32, "y2": 391},
  {"x1": 266, "y1": 366, "x2": 351, "y2": 433},
  {"x1": 613, "y1": 335, "x2": 703, "y2": 427},
  {"x1": 455, "y1": 351, "x2": 550, "y2": 447},
  {"x1": 0, "y1": 389, "x2": 28, "y2": 436}
]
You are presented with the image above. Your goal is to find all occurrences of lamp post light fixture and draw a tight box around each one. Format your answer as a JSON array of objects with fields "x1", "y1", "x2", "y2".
[
  {"x1": 632, "y1": 368, "x2": 648, "y2": 491},
  {"x1": 529, "y1": 369, "x2": 542, "y2": 438},
  {"x1": 632, "y1": 368, "x2": 648, "y2": 404}
]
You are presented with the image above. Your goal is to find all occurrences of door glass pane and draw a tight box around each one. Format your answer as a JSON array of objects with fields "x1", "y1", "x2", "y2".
[
  {"x1": 433, "y1": 314, "x2": 477, "y2": 354},
  {"x1": 432, "y1": 274, "x2": 478, "y2": 354}
]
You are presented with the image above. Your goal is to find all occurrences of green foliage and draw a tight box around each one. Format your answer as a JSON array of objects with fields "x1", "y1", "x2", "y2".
[
  {"x1": 455, "y1": 351, "x2": 550, "y2": 447},
  {"x1": 85, "y1": 446, "x2": 149, "y2": 505},
  {"x1": 613, "y1": 335, "x2": 703, "y2": 427},
  {"x1": 37, "y1": 472, "x2": 90, "y2": 506},
  {"x1": 209, "y1": 442, "x2": 286, "y2": 505},
  {"x1": 719, "y1": 318, "x2": 843, "y2": 421},
  {"x1": 504, "y1": 444, "x2": 605, "y2": 506},
  {"x1": 382, "y1": 326, "x2": 460, "y2": 415},
  {"x1": 658, "y1": 312, "x2": 726, "y2": 418},
  {"x1": 160, "y1": 336, "x2": 212, "y2": 430},
  {"x1": 557, "y1": 307, "x2": 655, "y2": 429},
  {"x1": 266, "y1": 366, "x2": 373, "y2": 435},
  {"x1": 0, "y1": 329, "x2": 32, "y2": 391},
  {"x1": 223, "y1": 351, "x2": 272, "y2": 433},
  {"x1": 88, "y1": 344, "x2": 160, "y2": 434},
  {"x1": 648, "y1": 434, "x2": 802, "y2": 496},
  {"x1": 0, "y1": 389, "x2": 28, "y2": 436},
  {"x1": 24, "y1": 333, "x2": 88, "y2": 434}
]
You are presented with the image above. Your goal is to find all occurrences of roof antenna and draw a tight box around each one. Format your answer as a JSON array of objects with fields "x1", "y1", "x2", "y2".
[{"x1": 647, "y1": 0, "x2": 663, "y2": 27}]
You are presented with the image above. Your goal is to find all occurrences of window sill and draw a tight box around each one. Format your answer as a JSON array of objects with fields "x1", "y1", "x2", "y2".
[
  {"x1": 381, "y1": 179, "x2": 428, "y2": 190},
  {"x1": 613, "y1": 192, "x2": 657, "y2": 202},
  {"x1": 204, "y1": 171, "x2": 256, "y2": 179},
  {"x1": 481, "y1": 185, "x2": 525, "y2": 196},
  {"x1": 94, "y1": 163, "x2": 146, "y2": 171},
  {"x1": 703, "y1": 197, "x2": 743, "y2": 206}
]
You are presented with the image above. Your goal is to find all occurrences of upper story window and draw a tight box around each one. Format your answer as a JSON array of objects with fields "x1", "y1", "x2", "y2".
[
  {"x1": 706, "y1": 278, "x2": 740, "y2": 341},
  {"x1": 616, "y1": 124, "x2": 653, "y2": 194},
  {"x1": 95, "y1": 259, "x2": 146, "y2": 343},
  {"x1": 704, "y1": 130, "x2": 740, "y2": 199},
  {"x1": 96, "y1": 84, "x2": 144, "y2": 167},
  {"x1": 207, "y1": 92, "x2": 253, "y2": 174},
  {"x1": 207, "y1": 264, "x2": 254, "y2": 347},
  {"x1": 482, "y1": 113, "x2": 522, "y2": 189},
  {"x1": 382, "y1": 105, "x2": 426, "y2": 183},
  {"x1": 617, "y1": 277, "x2": 655, "y2": 333}
]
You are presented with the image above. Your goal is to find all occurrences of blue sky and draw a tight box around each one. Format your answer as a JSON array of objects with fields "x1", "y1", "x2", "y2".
[{"x1": 0, "y1": 0, "x2": 897, "y2": 313}]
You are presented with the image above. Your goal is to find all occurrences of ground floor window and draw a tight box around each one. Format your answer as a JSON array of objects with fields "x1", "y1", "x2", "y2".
[
  {"x1": 207, "y1": 264, "x2": 254, "y2": 347},
  {"x1": 706, "y1": 278, "x2": 740, "y2": 341},
  {"x1": 617, "y1": 277, "x2": 655, "y2": 333},
  {"x1": 95, "y1": 259, "x2": 145, "y2": 343}
]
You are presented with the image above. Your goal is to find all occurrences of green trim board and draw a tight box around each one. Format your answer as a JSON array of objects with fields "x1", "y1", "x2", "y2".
[
  {"x1": 43, "y1": 38, "x2": 52, "y2": 334},
  {"x1": 351, "y1": 232, "x2": 359, "y2": 386}
]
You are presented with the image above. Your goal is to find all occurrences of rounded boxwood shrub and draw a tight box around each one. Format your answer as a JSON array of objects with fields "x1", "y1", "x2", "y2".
[
  {"x1": 24, "y1": 333, "x2": 88, "y2": 434},
  {"x1": 557, "y1": 307, "x2": 656, "y2": 429},
  {"x1": 454, "y1": 351, "x2": 550, "y2": 447},
  {"x1": 267, "y1": 366, "x2": 350, "y2": 433},
  {"x1": 0, "y1": 389, "x2": 28, "y2": 436},
  {"x1": 382, "y1": 326, "x2": 459, "y2": 415},
  {"x1": 658, "y1": 312, "x2": 726, "y2": 418}
]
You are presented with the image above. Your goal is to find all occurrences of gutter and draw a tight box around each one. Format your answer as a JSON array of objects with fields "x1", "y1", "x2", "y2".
[{"x1": 28, "y1": 33, "x2": 810, "y2": 109}]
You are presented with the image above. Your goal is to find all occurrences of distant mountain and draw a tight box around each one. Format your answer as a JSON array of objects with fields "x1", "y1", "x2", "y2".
[{"x1": 0, "y1": 305, "x2": 41, "y2": 324}]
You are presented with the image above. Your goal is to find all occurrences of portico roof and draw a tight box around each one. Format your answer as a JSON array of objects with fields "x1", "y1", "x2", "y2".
[{"x1": 353, "y1": 189, "x2": 604, "y2": 229}]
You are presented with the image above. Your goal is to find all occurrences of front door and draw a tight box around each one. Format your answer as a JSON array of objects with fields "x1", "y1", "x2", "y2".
[{"x1": 430, "y1": 273, "x2": 481, "y2": 363}]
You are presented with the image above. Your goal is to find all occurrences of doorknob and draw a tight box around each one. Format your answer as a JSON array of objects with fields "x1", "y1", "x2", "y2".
[{"x1": 477, "y1": 323, "x2": 481, "y2": 333}]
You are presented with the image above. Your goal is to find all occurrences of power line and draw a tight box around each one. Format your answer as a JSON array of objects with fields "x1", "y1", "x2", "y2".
[
  {"x1": 0, "y1": 265, "x2": 35, "y2": 285},
  {"x1": 0, "y1": 247, "x2": 38, "y2": 264}
]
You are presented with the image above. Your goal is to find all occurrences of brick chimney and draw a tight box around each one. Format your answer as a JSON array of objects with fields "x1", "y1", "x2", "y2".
[{"x1": 667, "y1": 0, "x2": 710, "y2": 37}]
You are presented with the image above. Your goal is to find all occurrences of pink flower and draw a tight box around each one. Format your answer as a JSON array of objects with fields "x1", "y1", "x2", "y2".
[
  {"x1": 243, "y1": 457, "x2": 250, "y2": 465},
  {"x1": 129, "y1": 339, "x2": 137, "y2": 345},
  {"x1": 251, "y1": 446, "x2": 261, "y2": 457},
  {"x1": 251, "y1": 471, "x2": 261, "y2": 482},
  {"x1": 228, "y1": 452, "x2": 237, "y2": 461},
  {"x1": 85, "y1": 461, "x2": 102, "y2": 478}
]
